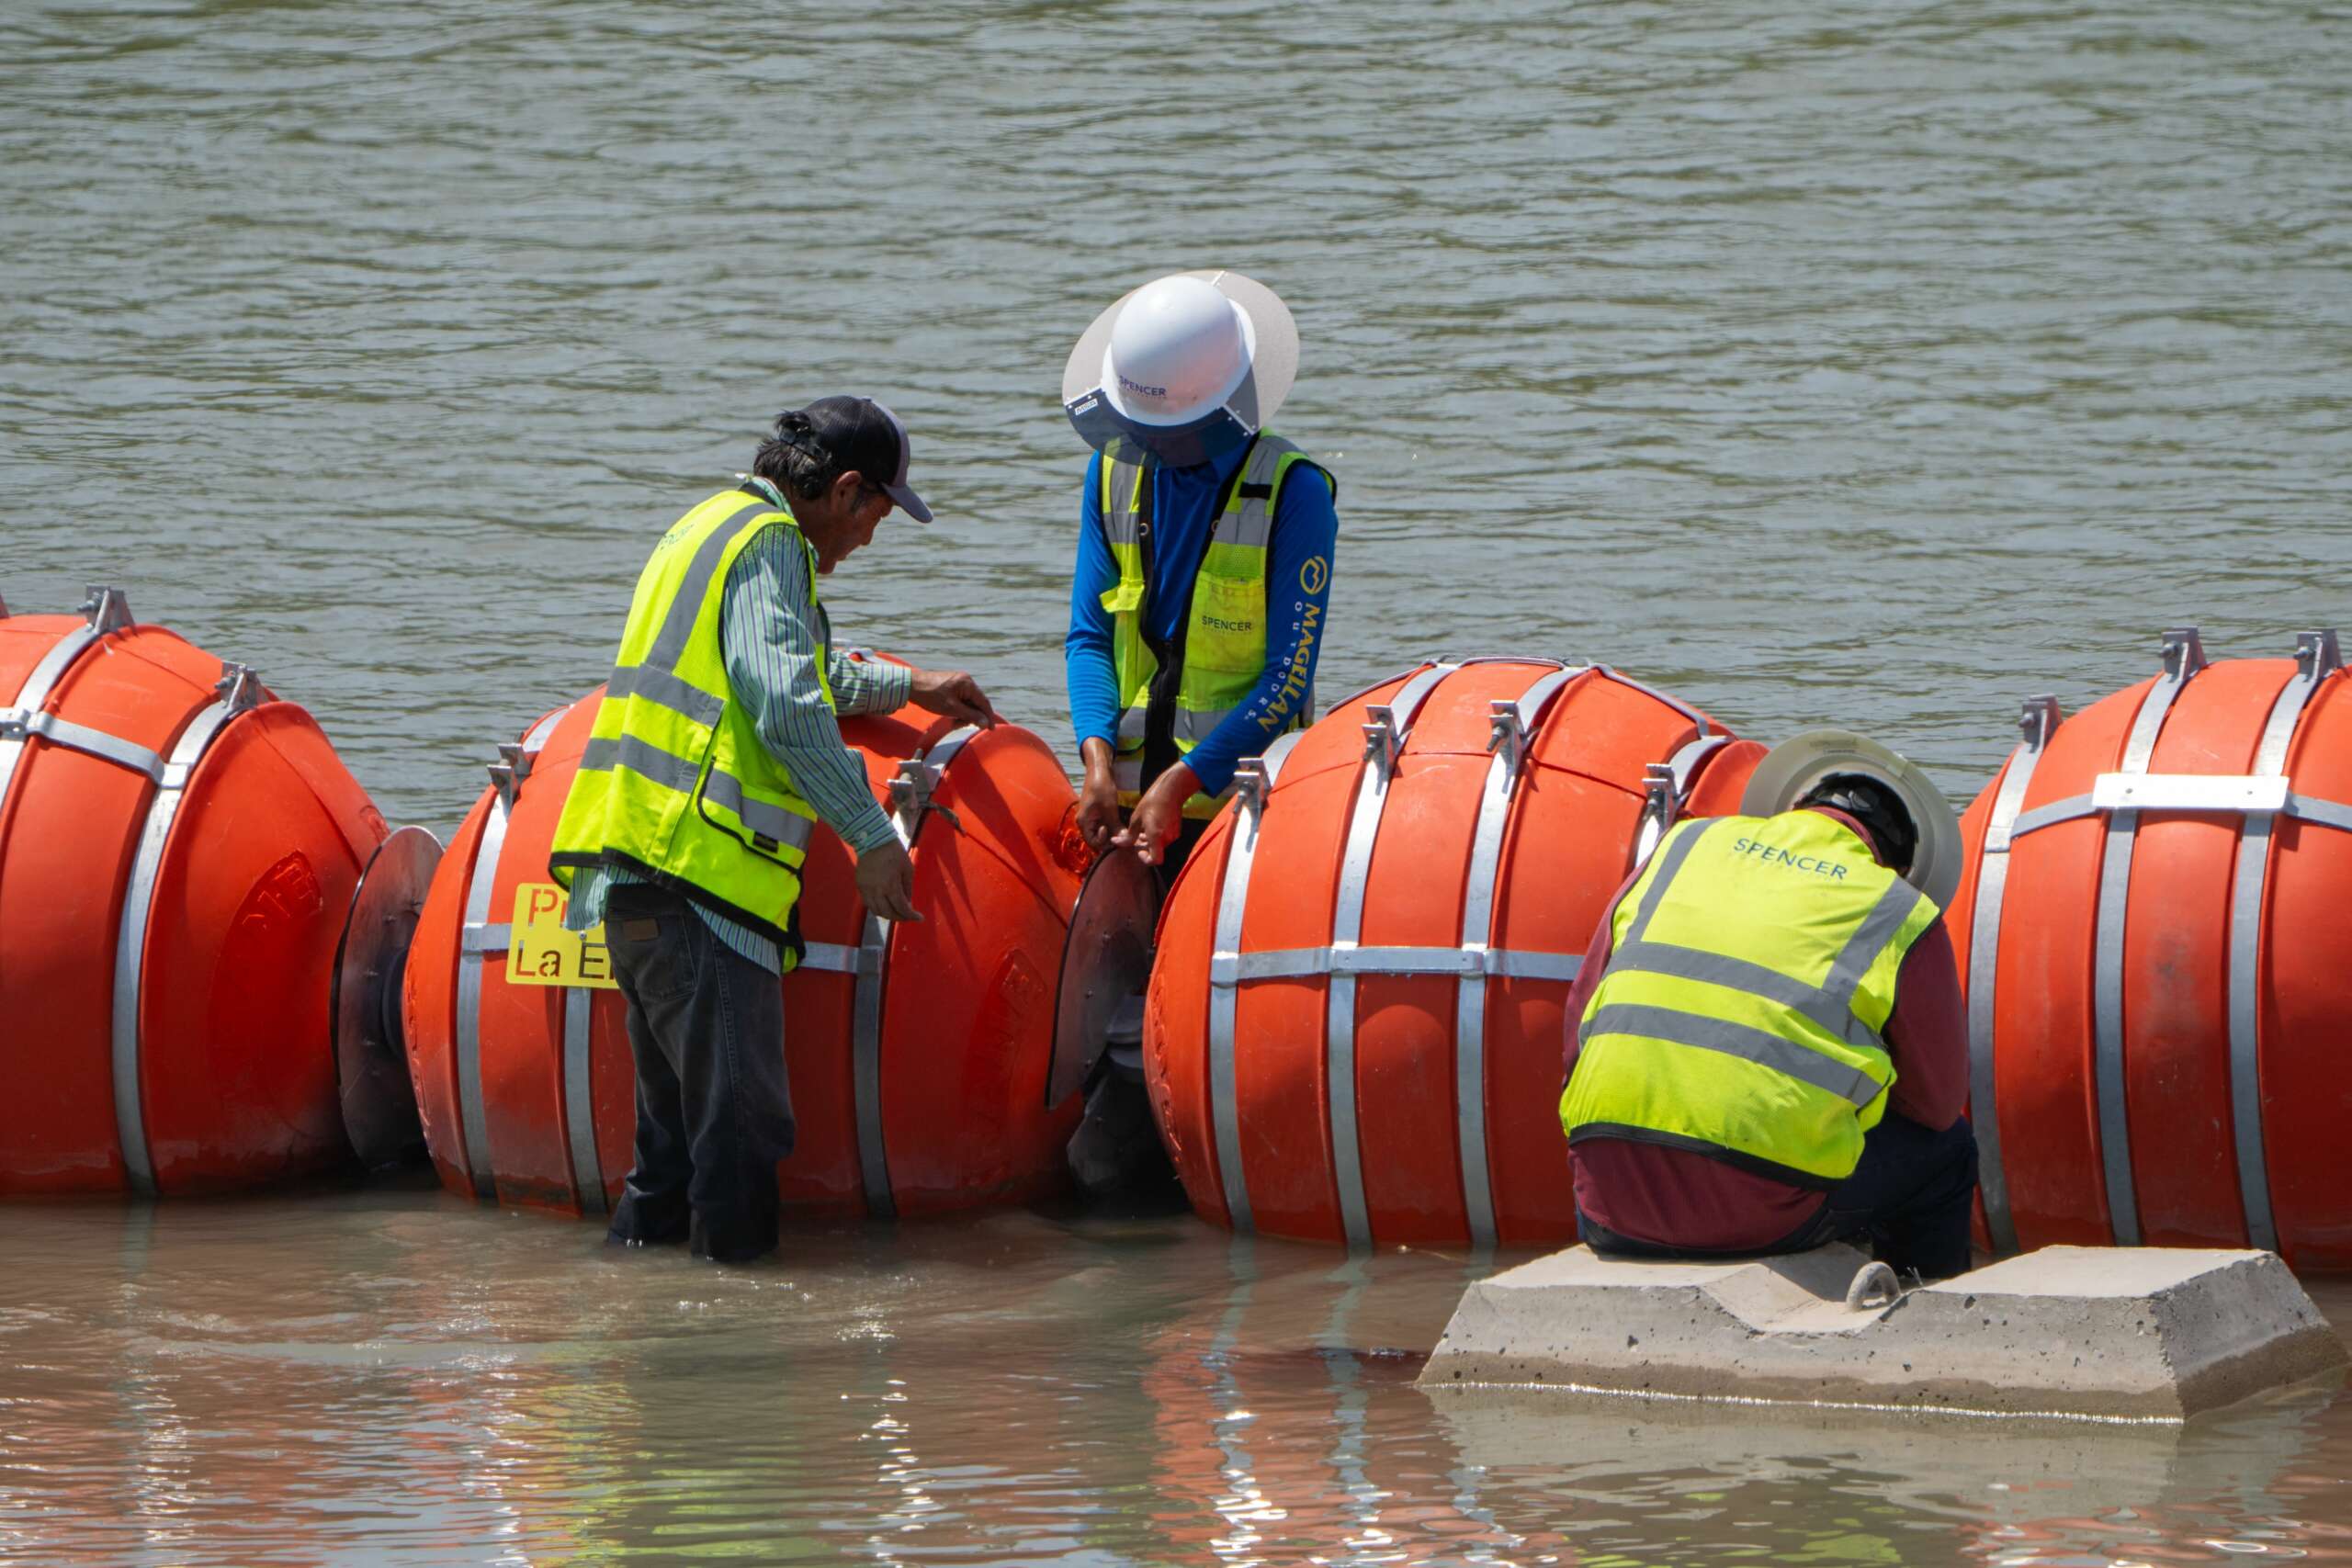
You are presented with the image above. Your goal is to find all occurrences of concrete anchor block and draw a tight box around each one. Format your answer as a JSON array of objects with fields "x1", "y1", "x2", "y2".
[{"x1": 1417, "y1": 1244, "x2": 2347, "y2": 1422}]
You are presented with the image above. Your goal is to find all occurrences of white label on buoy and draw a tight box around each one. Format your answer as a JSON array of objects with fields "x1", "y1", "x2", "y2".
[{"x1": 507, "y1": 882, "x2": 618, "y2": 989}]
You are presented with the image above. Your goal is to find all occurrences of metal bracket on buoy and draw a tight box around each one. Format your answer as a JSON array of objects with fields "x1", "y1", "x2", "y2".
[
  {"x1": 215, "y1": 662, "x2": 266, "y2": 715},
  {"x1": 1231, "y1": 755, "x2": 1270, "y2": 823},
  {"x1": 2161, "y1": 624, "x2": 2210, "y2": 682},
  {"x1": 1487, "y1": 700, "x2": 1528, "y2": 784},
  {"x1": 486, "y1": 761, "x2": 518, "y2": 812},
  {"x1": 2297, "y1": 627, "x2": 2344, "y2": 683},
  {"x1": 496, "y1": 740, "x2": 534, "y2": 784},
  {"x1": 1362, "y1": 705, "x2": 1402, "y2": 776},
  {"x1": 1633, "y1": 761, "x2": 1679, "y2": 870},
  {"x1": 80, "y1": 584, "x2": 134, "y2": 637}
]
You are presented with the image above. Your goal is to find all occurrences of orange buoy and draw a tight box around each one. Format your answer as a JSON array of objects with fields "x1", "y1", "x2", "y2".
[
  {"x1": 0, "y1": 588, "x2": 422, "y2": 1194},
  {"x1": 1143, "y1": 657, "x2": 1764, "y2": 1248},
  {"x1": 401, "y1": 676, "x2": 1091, "y2": 1220},
  {"x1": 1949, "y1": 626, "x2": 2352, "y2": 1269}
]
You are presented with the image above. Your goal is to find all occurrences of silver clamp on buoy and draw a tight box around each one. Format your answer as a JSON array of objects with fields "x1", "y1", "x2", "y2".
[
  {"x1": 2017, "y1": 693, "x2": 2062, "y2": 751},
  {"x1": 1363, "y1": 704, "x2": 1402, "y2": 776},
  {"x1": 486, "y1": 760, "x2": 518, "y2": 811},
  {"x1": 1487, "y1": 699, "x2": 1528, "y2": 784},
  {"x1": 1632, "y1": 761, "x2": 1679, "y2": 871},
  {"x1": 215, "y1": 662, "x2": 266, "y2": 715},
  {"x1": 2297, "y1": 628, "x2": 2344, "y2": 682},
  {"x1": 2160, "y1": 625, "x2": 2210, "y2": 682},
  {"x1": 496, "y1": 740, "x2": 534, "y2": 784},
  {"x1": 1845, "y1": 1260, "x2": 1902, "y2": 1312},
  {"x1": 80, "y1": 583, "x2": 134, "y2": 637},
  {"x1": 1232, "y1": 755, "x2": 1271, "y2": 818}
]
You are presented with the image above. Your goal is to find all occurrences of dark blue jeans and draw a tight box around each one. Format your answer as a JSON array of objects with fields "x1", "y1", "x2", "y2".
[
  {"x1": 1581, "y1": 1113, "x2": 1982, "y2": 1280},
  {"x1": 599, "y1": 882, "x2": 794, "y2": 1264}
]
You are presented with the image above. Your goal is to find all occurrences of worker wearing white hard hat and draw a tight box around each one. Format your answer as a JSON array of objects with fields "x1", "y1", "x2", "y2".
[{"x1": 1061, "y1": 270, "x2": 1340, "y2": 873}]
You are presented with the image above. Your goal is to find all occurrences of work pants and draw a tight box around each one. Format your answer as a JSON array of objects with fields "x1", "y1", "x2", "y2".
[
  {"x1": 1582, "y1": 1113, "x2": 1982, "y2": 1280},
  {"x1": 600, "y1": 882, "x2": 794, "y2": 1264}
]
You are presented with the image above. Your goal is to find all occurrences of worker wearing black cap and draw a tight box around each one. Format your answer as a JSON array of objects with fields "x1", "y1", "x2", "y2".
[{"x1": 552, "y1": 396, "x2": 1000, "y2": 1264}]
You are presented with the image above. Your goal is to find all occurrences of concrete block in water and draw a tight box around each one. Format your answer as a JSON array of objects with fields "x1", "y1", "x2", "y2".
[{"x1": 1417, "y1": 1244, "x2": 2346, "y2": 1421}]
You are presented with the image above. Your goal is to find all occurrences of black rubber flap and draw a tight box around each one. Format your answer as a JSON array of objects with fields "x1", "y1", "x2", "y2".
[
  {"x1": 1047, "y1": 850, "x2": 1163, "y2": 1109},
  {"x1": 332, "y1": 824, "x2": 443, "y2": 1169}
]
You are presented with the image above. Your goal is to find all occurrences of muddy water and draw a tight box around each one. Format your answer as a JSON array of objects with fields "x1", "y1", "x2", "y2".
[
  {"x1": 4, "y1": 1189, "x2": 2351, "y2": 1566},
  {"x1": 6, "y1": 0, "x2": 2352, "y2": 1561}
]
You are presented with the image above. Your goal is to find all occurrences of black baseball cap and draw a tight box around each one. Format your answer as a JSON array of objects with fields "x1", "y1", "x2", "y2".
[{"x1": 795, "y1": 395, "x2": 933, "y2": 524}]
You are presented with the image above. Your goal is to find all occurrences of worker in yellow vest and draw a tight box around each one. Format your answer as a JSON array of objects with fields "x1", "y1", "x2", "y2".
[
  {"x1": 550, "y1": 397, "x2": 998, "y2": 1263},
  {"x1": 1559, "y1": 733, "x2": 1978, "y2": 1280},
  {"x1": 1061, "y1": 271, "x2": 1339, "y2": 875},
  {"x1": 1058, "y1": 272, "x2": 1340, "y2": 1199}
]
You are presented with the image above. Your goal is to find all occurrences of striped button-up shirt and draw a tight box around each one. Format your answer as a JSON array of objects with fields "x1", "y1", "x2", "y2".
[{"x1": 568, "y1": 480, "x2": 912, "y2": 973}]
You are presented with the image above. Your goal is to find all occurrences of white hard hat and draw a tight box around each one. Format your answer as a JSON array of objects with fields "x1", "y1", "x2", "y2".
[{"x1": 1063, "y1": 270, "x2": 1300, "y2": 466}]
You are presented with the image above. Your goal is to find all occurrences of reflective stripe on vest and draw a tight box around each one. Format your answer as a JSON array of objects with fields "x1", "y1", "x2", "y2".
[
  {"x1": 548, "y1": 491, "x2": 831, "y2": 942},
  {"x1": 1560, "y1": 813, "x2": 1938, "y2": 1186},
  {"x1": 1100, "y1": 433, "x2": 1327, "y2": 817}
]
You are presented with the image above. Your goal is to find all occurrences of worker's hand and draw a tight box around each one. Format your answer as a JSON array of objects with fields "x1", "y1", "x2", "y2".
[
  {"x1": 910, "y1": 669, "x2": 1002, "y2": 730},
  {"x1": 854, "y1": 838, "x2": 922, "y2": 922},
  {"x1": 1077, "y1": 738, "x2": 1122, "y2": 852},
  {"x1": 1113, "y1": 762, "x2": 1199, "y2": 866}
]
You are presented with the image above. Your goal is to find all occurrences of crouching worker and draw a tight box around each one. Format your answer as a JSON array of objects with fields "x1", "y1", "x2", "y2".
[
  {"x1": 1558, "y1": 731, "x2": 1978, "y2": 1280},
  {"x1": 550, "y1": 398, "x2": 1000, "y2": 1263}
]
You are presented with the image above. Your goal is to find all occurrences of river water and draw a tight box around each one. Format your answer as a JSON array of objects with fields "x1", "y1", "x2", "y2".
[{"x1": 5, "y1": 0, "x2": 2351, "y2": 1562}]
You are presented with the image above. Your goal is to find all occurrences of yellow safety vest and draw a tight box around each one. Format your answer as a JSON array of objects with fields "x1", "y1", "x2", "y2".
[
  {"x1": 1559, "y1": 811, "x2": 1939, "y2": 1188},
  {"x1": 549, "y1": 490, "x2": 832, "y2": 947},
  {"x1": 1100, "y1": 434, "x2": 1331, "y2": 818}
]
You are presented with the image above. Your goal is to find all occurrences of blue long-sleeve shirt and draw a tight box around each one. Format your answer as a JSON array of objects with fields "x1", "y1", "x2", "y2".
[{"x1": 1064, "y1": 442, "x2": 1339, "y2": 797}]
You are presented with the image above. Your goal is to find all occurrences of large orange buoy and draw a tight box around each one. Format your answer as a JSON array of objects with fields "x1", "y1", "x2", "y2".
[
  {"x1": 0, "y1": 588, "x2": 424, "y2": 1194},
  {"x1": 1143, "y1": 657, "x2": 1764, "y2": 1249},
  {"x1": 1949, "y1": 626, "x2": 2352, "y2": 1269},
  {"x1": 401, "y1": 675, "x2": 1091, "y2": 1220}
]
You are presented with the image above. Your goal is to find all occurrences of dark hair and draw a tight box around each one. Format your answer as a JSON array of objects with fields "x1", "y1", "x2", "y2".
[
  {"x1": 1799, "y1": 773, "x2": 1919, "y2": 875},
  {"x1": 752, "y1": 411, "x2": 847, "y2": 504}
]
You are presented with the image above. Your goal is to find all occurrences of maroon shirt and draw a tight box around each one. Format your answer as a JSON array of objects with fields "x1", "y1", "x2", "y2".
[{"x1": 1561, "y1": 808, "x2": 1968, "y2": 1251}]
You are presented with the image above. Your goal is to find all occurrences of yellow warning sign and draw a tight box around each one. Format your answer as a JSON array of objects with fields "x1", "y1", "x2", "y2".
[{"x1": 506, "y1": 882, "x2": 618, "y2": 990}]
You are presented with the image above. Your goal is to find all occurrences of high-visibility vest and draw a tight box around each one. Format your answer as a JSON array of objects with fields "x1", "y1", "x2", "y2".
[
  {"x1": 549, "y1": 490, "x2": 832, "y2": 949},
  {"x1": 1559, "y1": 811, "x2": 1939, "y2": 1188},
  {"x1": 1100, "y1": 434, "x2": 1331, "y2": 818}
]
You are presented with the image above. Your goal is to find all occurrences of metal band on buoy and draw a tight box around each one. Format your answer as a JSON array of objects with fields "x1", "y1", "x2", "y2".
[
  {"x1": 1204, "y1": 729, "x2": 1306, "y2": 1232},
  {"x1": 0, "y1": 587, "x2": 133, "y2": 827},
  {"x1": 1326, "y1": 663, "x2": 1459, "y2": 1247},
  {"x1": 2088, "y1": 626, "x2": 2209, "y2": 1244},
  {"x1": 1453, "y1": 663, "x2": 1588, "y2": 1246},
  {"x1": 452, "y1": 706, "x2": 569, "y2": 1201},
  {"x1": 2229, "y1": 630, "x2": 2344, "y2": 1249},
  {"x1": 112, "y1": 664, "x2": 267, "y2": 1194},
  {"x1": 1965, "y1": 694, "x2": 2063, "y2": 1257},
  {"x1": 832, "y1": 723, "x2": 982, "y2": 1220},
  {"x1": 560, "y1": 987, "x2": 605, "y2": 1215}
]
